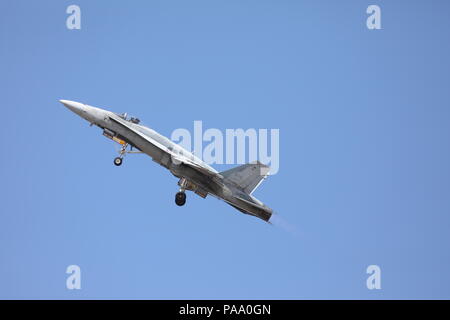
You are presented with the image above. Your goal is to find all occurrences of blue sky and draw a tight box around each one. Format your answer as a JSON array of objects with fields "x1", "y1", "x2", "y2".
[{"x1": 1, "y1": 0, "x2": 450, "y2": 299}]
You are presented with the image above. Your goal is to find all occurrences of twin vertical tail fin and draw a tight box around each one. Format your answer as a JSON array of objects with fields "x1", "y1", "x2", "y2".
[{"x1": 220, "y1": 161, "x2": 270, "y2": 195}]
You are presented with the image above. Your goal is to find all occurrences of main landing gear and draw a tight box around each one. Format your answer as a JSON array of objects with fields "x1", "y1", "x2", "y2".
[
  {"x1": 175, "y1": 178, "x2": 188, "y2": 206},
  {"x1": 175, "y1": 191, "x2": 186, "y2": 206}
]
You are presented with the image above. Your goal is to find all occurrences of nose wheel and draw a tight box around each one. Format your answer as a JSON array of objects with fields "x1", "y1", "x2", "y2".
[
  {"x1": 175, "y1": 191, "x2": 186, "y2": 206},
  {"x1": 113, "y1": 157, "x2": 123, "y2": 166}
]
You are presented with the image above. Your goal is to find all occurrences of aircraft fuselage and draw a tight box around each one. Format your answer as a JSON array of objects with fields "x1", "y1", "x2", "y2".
[{"x1": 60, "y1": 100, "x2": 273, "y2": 222}]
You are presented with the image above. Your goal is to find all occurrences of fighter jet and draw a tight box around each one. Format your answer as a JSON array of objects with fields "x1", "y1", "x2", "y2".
[{"x1": 60, "y1": 100, "x2": 273, "y2": 222}]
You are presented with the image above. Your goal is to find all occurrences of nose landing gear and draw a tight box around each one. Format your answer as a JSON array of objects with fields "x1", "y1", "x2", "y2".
[
  {"x1": 113, "y1": 143, "x2": 128, "y2": 166},
  {"x1": 112, "y1": 143, "x2": 143, "y2": 166},
  {"x1": 113, "y1": 157, "x2": 123, "y2": 166}
]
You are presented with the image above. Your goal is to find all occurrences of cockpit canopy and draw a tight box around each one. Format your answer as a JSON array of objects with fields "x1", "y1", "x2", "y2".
[{"x1": 117, "y1": 112, "x2": 140, "y2": 124}]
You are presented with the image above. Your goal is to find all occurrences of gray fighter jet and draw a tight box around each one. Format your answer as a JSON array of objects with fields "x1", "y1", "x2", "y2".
[{"x1": 60, "y1": 100, "x2": 273, "y2": 222}]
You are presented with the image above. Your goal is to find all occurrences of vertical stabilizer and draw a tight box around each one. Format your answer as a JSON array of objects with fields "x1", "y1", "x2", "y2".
[{"x1": 220, "y1": 161, "x2": 270, "y2": 194}]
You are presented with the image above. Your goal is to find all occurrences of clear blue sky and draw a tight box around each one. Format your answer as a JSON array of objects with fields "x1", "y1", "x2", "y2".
[{"x1": 1, "y1": 0, "x2": 450, "y2": 299}]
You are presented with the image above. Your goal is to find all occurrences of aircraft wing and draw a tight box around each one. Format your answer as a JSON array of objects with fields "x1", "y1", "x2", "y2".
[
  {"x1": 170, "y1": 153, "x2": 223, "y2": 180},
  {"x1": 109, "y1": 115, "x2": 168, "y2": 151},
  {"x1": 109, "y1": 115, "x2": 222, "y2": 179}
]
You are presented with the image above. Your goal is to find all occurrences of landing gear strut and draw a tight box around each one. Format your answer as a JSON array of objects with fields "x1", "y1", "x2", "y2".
[
  {"x1": 175, "y1": 191, "x2": 186, "y2": 206},
  {"x1": 105, "y1": 129, "x2": 143, "y2": 167},
  {"x1": 113, "y1": 143, "x2": 127, "y2": 166},
  {"x1": 113, "y1": 142, "x2": 131, "y2": 166}
]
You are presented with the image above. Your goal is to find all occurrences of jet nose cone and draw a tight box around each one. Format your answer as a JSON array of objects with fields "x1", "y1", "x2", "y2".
[
  {"x1": 59, "y1": 99, "x2": 75, "y2": 108},
  {"x1": 59, "y1": 99, "x2": 85, "y2": 114}
]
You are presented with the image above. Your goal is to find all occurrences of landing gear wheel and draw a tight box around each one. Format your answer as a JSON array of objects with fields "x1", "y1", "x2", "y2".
[
  {"x1": 114, "y1": 157, "x2": 123, "y2": 166},
  {"x1": 175, "y1": 192, "x2": 186, "y2": 206}
]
